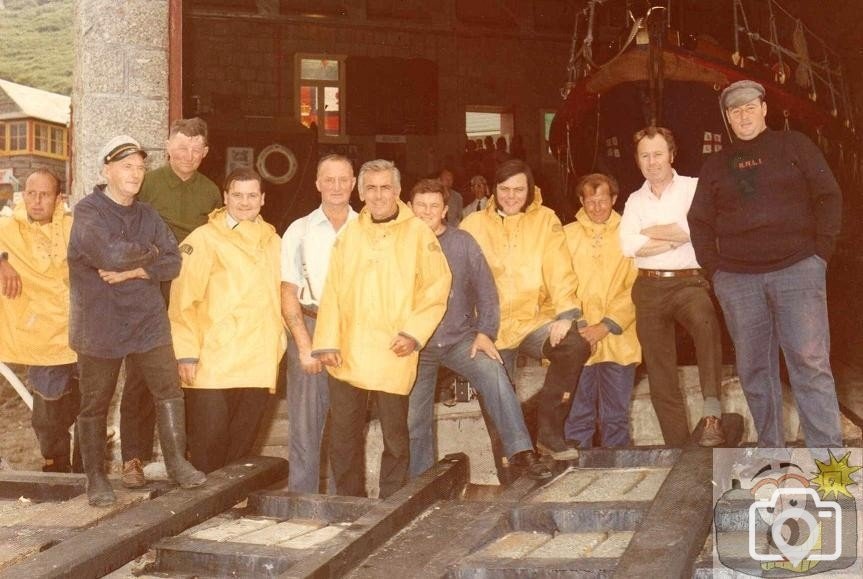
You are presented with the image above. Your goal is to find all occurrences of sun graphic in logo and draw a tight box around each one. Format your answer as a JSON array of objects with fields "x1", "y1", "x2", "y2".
[{"x1": 810, "y1": 450, "x2": 861, "y2": 500}]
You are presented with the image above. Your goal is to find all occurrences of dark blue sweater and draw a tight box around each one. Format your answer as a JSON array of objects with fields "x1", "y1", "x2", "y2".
[
  {"x1": 425, "y1": 226, "x2": 499, "y2": 349},
  {"x1": 689, "y1": 129, "x2": 842, "y2": 276},
  {"x1": 68, "y1": 186, "x2": 180, "y2": 358}
]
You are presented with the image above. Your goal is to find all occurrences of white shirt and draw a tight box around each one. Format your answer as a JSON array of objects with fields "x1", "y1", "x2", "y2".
[
  {"x1": 281, "y1": 205, "x2": 357, "y2": 306},
  {"x1": 619, "y1": 171, "x2": 702, "y2": 270}
]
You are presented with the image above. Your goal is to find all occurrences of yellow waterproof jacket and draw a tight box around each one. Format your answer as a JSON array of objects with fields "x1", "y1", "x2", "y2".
[
  {"x1": 169, "y1": 208, "x2": 286, "y2": 392},
  {"x1": 564, "y1": 209, "x2": 640, "y2": 366},
  {"x1": 460, "y1": 190, "x2": 581, "y2": 350},
  {"x1": 312, "y1": 201, "x2": 451, "y2": 395},
  {"x1": 0, "y1": 201, "x2": 75, "y2": 365}
]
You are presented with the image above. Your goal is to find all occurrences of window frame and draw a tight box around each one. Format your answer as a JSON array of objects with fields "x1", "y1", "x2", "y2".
[
  {"x1": 294, "y1": 53, "x2": 347, "y2": 143},
  {"x1": 4, "y1": 120, "x2": 29, "y2": 154},
  {"x1": 32, "y1": 121, "x2": 67, "y2": 159}
]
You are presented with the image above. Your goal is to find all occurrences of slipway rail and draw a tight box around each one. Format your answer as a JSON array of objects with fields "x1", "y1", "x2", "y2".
[{"x1": 0, "y1": 415, "x2": 784, "y2": 578}]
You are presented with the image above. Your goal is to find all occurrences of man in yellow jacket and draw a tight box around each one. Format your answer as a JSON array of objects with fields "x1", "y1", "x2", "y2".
[
  {"x1": 563, "y1": 174, "x2": 641, "y2": 448},
  {"x1": 169, "y1": 168, "x2": 286, "y2": 473},
  {"x1": 313, "y1": 159, "x2": 451, "y2": 498},
  {"x1": 461, "y1": 159, "x2": 591, "y2": 461},
  {"x1": 0, "y1": 170, "x2": 79, "y2": 472}
]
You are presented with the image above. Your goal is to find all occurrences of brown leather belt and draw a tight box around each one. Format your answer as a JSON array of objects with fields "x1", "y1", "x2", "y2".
[
  {"x1": 638, "y1": 268, "x2": 703, "y2": 279},
  {"x1": 301, "y1": 306, "x2": 318, "y2": 319}
]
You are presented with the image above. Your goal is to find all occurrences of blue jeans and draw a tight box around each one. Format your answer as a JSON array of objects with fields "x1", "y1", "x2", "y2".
[
  {"x1": 712, "y1": 256, "x2": 842, "y2": 448},
  {"x1": 408, "y1": 334, "x2": 533, "y2": 477},
  {"x1": 286, "y1": 314, "x2": 330, "y2": 493},
  {"x1": 564, "y1": 363, "x2": 636, "y2": 448}
]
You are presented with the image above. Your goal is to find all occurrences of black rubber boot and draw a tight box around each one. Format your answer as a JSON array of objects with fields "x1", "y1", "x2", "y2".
[
  {"x1": 77, "y1": 416, "x2": 116, "y2": 507},
  {"x1": 156, "y1": 398, "x2": 206, "y2": 489},
  {"x1": 535, "y1": 330, "x2": 589, "y2": 461}
]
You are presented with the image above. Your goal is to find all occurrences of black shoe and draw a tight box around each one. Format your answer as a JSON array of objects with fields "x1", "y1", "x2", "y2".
[{"x1": 509, "y1": 450, "x2": 553, "y2": 481}]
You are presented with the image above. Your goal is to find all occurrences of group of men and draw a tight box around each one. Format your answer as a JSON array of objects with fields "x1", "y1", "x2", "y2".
[{"x1": 0, "y1": 77, "x2": 846, "y2": 505}]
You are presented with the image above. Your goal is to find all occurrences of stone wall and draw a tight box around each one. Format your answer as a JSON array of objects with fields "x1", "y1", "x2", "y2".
[{"x1": 71, "y1": 0, "x2": 170, "y2": 202}]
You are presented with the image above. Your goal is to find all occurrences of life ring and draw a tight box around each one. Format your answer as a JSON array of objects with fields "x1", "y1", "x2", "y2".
[{"x1": 256, "y1": 144, "x2": 297, "y2": 185}]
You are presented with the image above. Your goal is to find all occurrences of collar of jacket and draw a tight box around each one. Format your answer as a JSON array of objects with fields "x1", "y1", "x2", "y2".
[{"x1": 358, "y1": 199, "x2": 415, "y2": 226}]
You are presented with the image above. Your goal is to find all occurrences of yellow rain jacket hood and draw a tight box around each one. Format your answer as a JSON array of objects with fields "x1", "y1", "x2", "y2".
[
  {"x1": 169, "y1": 207, "x2": 286, "y2": 392},
  {"x1": 460, "y1": 189, "x2": 582, "y2": 350},
  {"x1": 564, "y1": 209, "x2": 640, "y2": 366},
  {"x1": 0, "y1": 200, "x2": 75, "y2": 365},
  {"x1": 312, "y1": 200, "x2": 451, "y2": 395}
]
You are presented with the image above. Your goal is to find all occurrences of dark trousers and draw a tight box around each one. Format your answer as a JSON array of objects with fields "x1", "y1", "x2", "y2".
[
  {"x1": 119, "y1": 281, "x2": 171, "y2": 462},
  {"x1": 184, "y1": 387, "x2": 270, "y2": 474},
  {"x1": 329, "y1": 377, "x2": 409, "y2": 499},
  {"x1": 631, "y1": 275, "x2": 723, "y2": 447},
  {"x1": 78, "y1": 344, "x2": 182, "y2": 421},
  {"x1": 31, "y1": 376, "x2": 81, "y2": 471}
]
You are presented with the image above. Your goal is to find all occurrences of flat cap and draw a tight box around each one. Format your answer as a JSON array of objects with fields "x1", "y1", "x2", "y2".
[
  {"x1": 720, "y1": 80, "x2": 766, "y2": 110},
  {"x1": 98, "y1": 135, "x2": 147, "y2": 165}
]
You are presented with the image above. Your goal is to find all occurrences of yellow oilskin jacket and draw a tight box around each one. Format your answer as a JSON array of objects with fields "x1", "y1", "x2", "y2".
[
  {"x1": 312, "y1": 201, "x2": 451, "y2": 395},
  {"x1": 460, "y1": 190, "x2": 582, "y2": 350},
  {"x1": 0, "y1": 201, "x2": 75, "y2": 366},
  {"x1": 169, "y1": 208, "x2": 286, "y2": 392},
  {"x1": 564, "y1": 209, "x2": 641, "y2": 367}
]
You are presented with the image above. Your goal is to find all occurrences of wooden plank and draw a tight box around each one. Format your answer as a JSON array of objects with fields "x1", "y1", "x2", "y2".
[
  {"x1": 2, "y1": 456, "x2": 288, "y2": 579},
  {"x1": 281, "y1": 453, "x2": 470, "y2": 578},
  {"x1": 612, "y1": 448, "x2": 714, "y2": 578},
  {"x1": 474, "y1": 531, "x2": 550, "y2": 559},
  {"x1": 8, "y1": 488, "x2": 150, "y2": 529},
  {"x1": 0, "y1": 472, "x2": 87, "y2": 501},
  {"x1": 279, "y1": 524, "x2": 347, "y2": 549},
  {"x1": 238, "y1": 520, "x2": 324, "y2": 546},
  {"x1": 343, "y1": 501, "x2": 508, "y2": 579},
  {"x1": 190, "y1": 517, "x2": 278, "y2": 542}
]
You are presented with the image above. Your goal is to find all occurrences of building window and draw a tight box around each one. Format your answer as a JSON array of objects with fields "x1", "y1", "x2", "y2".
[
  {"x1": 8, "y1": 121, "x2": 27, "y2": 152},
  {"x1": 0, "y1": 122, "x2": 6, "y2": 151},
  {"x1": 51, "y1": 127, "x2": 66, "y2": 156},
  {"x1": 296, "y1": 54, "x2": 346, "y2": 141},
  {"x1": 465, "y1": 107, "x2": 513, "y2": 144},
  {"x1": 33, "y1": 123, "x2": 66, "y2": 158}
]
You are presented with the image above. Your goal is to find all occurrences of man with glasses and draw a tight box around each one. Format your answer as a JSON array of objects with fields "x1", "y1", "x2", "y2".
[
  {"x1": 119, "y1": 118, "x2": 221, "y2": 488},
  {"x1": 689, "y1": 80, "x2": 844, "y2": 448}
]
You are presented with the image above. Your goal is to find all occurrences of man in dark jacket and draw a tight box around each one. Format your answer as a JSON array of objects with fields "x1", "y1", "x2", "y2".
[
  {"x1": 68, "y1": 135, "x2": 206, "y2": 506},
  {"x1": 689, "y1": 80, "x2": 843, "y2": 448},
  {"x1": 119, "y1": 117, "x2": 221, "y2": 488}
]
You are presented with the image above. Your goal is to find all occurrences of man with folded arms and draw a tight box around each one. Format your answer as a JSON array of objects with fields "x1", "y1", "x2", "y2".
[{"x1": 620, "y1": 126, "x2": 725, "y2": 447}]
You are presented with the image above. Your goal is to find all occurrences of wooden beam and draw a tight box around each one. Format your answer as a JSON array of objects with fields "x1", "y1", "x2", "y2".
[{"x1": 1, "y1": 456, "x2": 288, "y2": 579}]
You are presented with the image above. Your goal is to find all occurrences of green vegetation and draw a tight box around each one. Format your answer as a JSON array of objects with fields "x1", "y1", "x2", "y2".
[{"x1": 0, "y1": 0, "x2": 73, "y2": 95}]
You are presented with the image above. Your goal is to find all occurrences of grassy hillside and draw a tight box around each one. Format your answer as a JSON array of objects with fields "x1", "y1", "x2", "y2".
[{"x1": 0, "y1": 0, "x2": 73, "y2": 95}]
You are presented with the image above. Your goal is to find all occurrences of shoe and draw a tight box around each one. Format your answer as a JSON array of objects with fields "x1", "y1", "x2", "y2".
[
  {"x1": 156, "y1": 398, "x2": 207, "y2": 488},
  {"x1": 77, "y1": 416, "x2": 116, "y2": 507},
  {"x1": 699, "y1": 416, "x2": 726, "y2": 447},
  {"x1": 121, "y1": 458, "x2": 147, "y2": 488},
  {"x1": 509, "y1": 450, "x2": 553, "y2": 480},
  {"x1": 536, "y1": 440, "x2": 580, "y2": 461}
]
